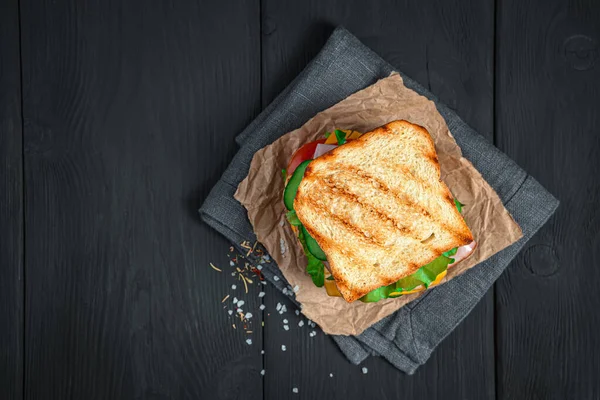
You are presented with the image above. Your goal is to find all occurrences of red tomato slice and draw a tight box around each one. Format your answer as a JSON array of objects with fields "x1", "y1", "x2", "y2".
[{"x1": 287, "y1": 139, "x2": 326, "y2": 176}]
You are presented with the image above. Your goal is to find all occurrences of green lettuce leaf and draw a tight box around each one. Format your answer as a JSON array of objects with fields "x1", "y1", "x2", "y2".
[
  {"x1": 454, "y1": 198, "x2": 464, "y2": 213},
  {"x1": 285, "y1": 210, "x2": 302, "y2": 226},
  {"x1": 360, "y1": 283, "x2": 397, "y2": 302},
  {"x1": 334, "y1": 129, "x2": 347, "y2": 145},
  {"x1": 298, "y1": 228, "x2": 325, "y2": 287},
  {"x1": 360, "y1": 254, "x2": 454, "y2": 302}
]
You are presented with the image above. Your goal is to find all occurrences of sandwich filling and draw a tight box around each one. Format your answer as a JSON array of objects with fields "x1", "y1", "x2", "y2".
[{"x1": 284, "y1": 128, "x2": 475, "y2": 303}]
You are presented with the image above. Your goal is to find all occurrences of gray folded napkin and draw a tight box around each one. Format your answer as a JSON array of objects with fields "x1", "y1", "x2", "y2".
[{"x1": 199, "y1": 27, "x2": 559, "y2": 374}]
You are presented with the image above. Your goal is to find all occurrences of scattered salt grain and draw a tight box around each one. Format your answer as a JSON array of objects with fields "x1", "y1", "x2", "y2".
[
  {"x1": 261, "y1": 369, "x2": 265, "y2": 375},
  {"x1": 231, "y1": 272, "x2": 236, "y2": 276},
  {"x1": 309, "y1": 331, "x2": 316, "y2": 337},
  {"x1": 228, "y1": 310, "x2": 233, "y2": 315},
  {"x1": 280, "y1": 239, "x2": 286, "y2": 256},
  {"x1": 264, "y1": 254, "x2": 271, "y2": 261},
  {"x1": 231, "y1": 284, "x2": 237, "y2": 290},
  {"x1": 273, "y1": 275, "x2": 280, "y2": 282},
  {"x1": 258, "y1": 292, "x2": 265, "y2": 298},
  {"x1": 246, "y1": 339, "x2": 252, "y2": 345},
  {"x1": 259, "y1": 304, "x2": 266, "y2": 310},
  {"x1": 329, "y1": 373, "x2": 333, "y2": 378},
  {"x1": 237, "y1": 308, "x2": 243, "y2": 313},
  {"x1": 261, "y1": 350, "x2": 265, "y2": 355},
  {"x1": 283, "y1": 325, "x2": 289, "y2": 331},
  {"x1": 295, "y1": 310, "x2": 300, "y2": 316},
  {"x1": 245, "y1": 313, "x2": 253, "y2": 319},
  {"x1": 292, "y1": 388, "x2": 298, "y2": 394},
  {"x1": 256, "y1": 265, "x2": 263, "y2": 271},
  {"x1": 237, "y1": 300, "x2": 245, "y2": 307},
  {"x1": 261, "y1": 281, "x2": 267, "y2": 285},
  {"x1": 362, "y1": 367, "x2": 368, "y2": 374},
  {"x1": 233, "y1": 297, "x2": 238, "y2": 304},
  {"x1": 283, "y1": 319, "x2": 288, "y2": 324},
  {"x1": 276, "y1": 302, "x2": 282, "y2": 311},
  {"x1": 281, "y1": 345, "x2": 287, "y2": 351},
  {"x1": 230, "y1": 261, "x2": 235, "y2": 266},
  {"x1": 298, "y1": 321, "x2": 304, "y2": 327},
  {"x1": 293, "y1": 285, "x2": 299, "y2": 292}
]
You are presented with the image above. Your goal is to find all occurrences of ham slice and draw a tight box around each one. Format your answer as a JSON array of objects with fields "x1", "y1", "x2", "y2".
[{"x1": 451, "y1": 241, "x2": 477, "y2": 264}]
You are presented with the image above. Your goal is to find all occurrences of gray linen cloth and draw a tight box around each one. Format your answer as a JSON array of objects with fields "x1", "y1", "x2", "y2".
[{"x1": 199, "y1": 27, "x2": 559, "y2": 374}]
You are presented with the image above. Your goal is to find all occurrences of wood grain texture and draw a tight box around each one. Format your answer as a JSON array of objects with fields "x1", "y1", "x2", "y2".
[
  {"x1": 20, "y1": 0, "x2": 261, "y2": 398},
  {"x1": 495, "y1": 0, "x2": 600, "y2": 398},
  {"x1": 260, "y1": 1, "x2": 496, "y2": 398},
  {"x1": 0, "y1": 0, "x2": 23, "y2": 398}
]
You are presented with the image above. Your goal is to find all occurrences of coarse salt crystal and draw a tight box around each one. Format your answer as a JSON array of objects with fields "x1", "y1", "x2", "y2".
[
  {"x1": 245, "y1": 313, "x2": 253, "y2": 319},
  {"x1": 231, "y1": 272, "x2": 236, "y2": 276},
  {"x1": 283, "y1": 319, "x2": 288, "y2": 324},
  {"x1": 231, "y1": 284, "x2": 237, "y2": 290},
  {"x1": 276, "y1": 302, "x2": 282, "y2": 311},
  {"x1": 264, "y1": 255, "x2": 270, "y2": 261},
  {"x1": 237, "y1": 300, "x2": 245, "y2": 307},
  {"x1": 246, "y1": 339, "x2": 252, "y2": 345},
  {"x1": 261, "y1": 369, "x2": 265, "y2": 375},
  {"x1": 237, "y1": 308, "x2": 243, "y2": 313},
  {"x1": 293, "y1": 285, "x2": 299, "y2": 292},
  {"x1": 230, "y1": 261, "x2": 235, "y2": 266},
  {"x1": 257, "y1": 265, "x2": 263, "y2": 271},
  {"x1": 261, "y1": 281, "x2": 267, "y2": 285},
  {"x1": 281, "y1": 345, "x2": 287, "y2": 351},
  {"x1": 283, "y1": 325, "x2": 289, "y2": 331},
  {"x1": 292, "y1": 388, "x2": 298, "y2": 393},
  {"x1": 273, "y1": 275, "x2": 280, "y2": 282},
  {"x1": 329, "y1": 373, "x2": 333, "y2": 377},
  {"x1": 233, "y1": 297, "x2": 238, "y2": 304},
  {"x1": 259, "y1": 304, "x2": 266, "y2": 310},
  {"x1": 258, "y1": 292, "x2": 265, "y2": 297},
  {"x1": 281, "y1": 305, "x2": 287, "y2": 313},
  {"x1": 295, "y1": 310, "x2": 300, "y2": 315},
  {"x1": 362, "y1": 367, "x2": 368, "y2": 374},
  {"x1": 228, "y1": 310, "x2": 233, "y2": 315},
  {"x1": 298, "y1": 321, "x2": 304, "y2": 327},
  {"x1": 280, "y1": 239, "x2": 286, "y2": 256},
  {"x1": 261, "y1": 350, "x2": 265, "y2": 354}
]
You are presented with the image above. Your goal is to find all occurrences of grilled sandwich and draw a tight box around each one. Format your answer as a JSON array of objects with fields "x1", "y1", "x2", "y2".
[{"x1": 284, "y1": 120, "x2": 475, "y2": 303}]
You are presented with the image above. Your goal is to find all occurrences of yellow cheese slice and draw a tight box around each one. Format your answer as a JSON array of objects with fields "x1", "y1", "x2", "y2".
[{"x1": 324, "y1": 129, "x2": 362, "y2": 144}]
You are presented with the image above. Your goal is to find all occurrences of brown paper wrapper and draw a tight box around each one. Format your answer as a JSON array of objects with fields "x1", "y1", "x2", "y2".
[{"x1": 235, "y1": 74, "x2": 522, "y2": 336}]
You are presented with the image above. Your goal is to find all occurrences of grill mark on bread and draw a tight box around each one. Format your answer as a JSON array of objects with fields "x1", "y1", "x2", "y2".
[
  {"x1": 305, "y1": 194, "x2": 386, "y2": 247},
  {"x1": 332, "y1": 164, "x2": 467, "y2": 244},
  {"x1": 317, "y1": 175, "x2": 445, "y2": 254}
]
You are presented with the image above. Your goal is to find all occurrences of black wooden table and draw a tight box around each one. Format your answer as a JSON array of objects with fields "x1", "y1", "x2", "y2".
[{"x1": 1, "y1": 1, "x2": 599, "y2": 399}]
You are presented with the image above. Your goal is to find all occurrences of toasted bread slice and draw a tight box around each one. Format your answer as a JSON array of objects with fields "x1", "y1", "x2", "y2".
[{"x1": 294, "y1": 120, "x2": 474, "y2": 302}]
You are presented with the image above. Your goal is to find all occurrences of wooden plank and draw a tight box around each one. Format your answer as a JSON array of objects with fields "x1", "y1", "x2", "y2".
[
  {"x1": 20, "y1": 0, "x2": 261, "y2": 398},
  {"x1": 495, "y1": 1, "x2": 600, "y2": 399},
  {"x1": 260, "y1": 1, "x2": 496, "y2": 398},
  {"x1": 0, "y1": 0, "x2": 23, "y2": 398}
]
